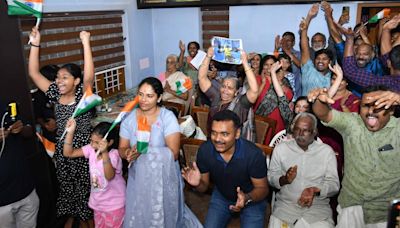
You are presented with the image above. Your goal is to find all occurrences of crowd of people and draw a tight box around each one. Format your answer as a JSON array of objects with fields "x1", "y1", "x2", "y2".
[{"x1": 1, "y1": 1, "x2": 400, "y2": 228}]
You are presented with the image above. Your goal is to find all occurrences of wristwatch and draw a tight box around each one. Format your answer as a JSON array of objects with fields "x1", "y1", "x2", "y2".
[{"x1": 244, "y1": 193, "x2": 253, "y2": 206}]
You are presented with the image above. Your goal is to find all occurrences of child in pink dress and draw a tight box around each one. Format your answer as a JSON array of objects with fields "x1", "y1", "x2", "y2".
[{"x1": 63, "y1": 119, "x2": 126, "y2": 228}]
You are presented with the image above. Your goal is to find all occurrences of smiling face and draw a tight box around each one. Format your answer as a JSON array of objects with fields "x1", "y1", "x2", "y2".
[
  {"x1": 219, "y1": 78, "x2": 238, "y2": 103},
  {"x1": 211, "y1": 120, "x2": 240, "y2": 154},
  {"x1": 282, "y1": 34, "x2": 295, "y2": 50},
  {"x1": 250, "y1": 55, "x2": 261, "y2": 70},
  {"x1": 55, "y1": 68, "x2": 80, "y2": 95},
  {"x1": 355, "y1": 44, "x2": 374, "y2": 68},
  {"x1": 137, "y1": 83, "x2": 160, "y2": 112},
  {"x1": 314, "y1": 53, "x2": 331, "y2": 73},
  {"x1": 166, "y1": 56, "x2": 178, "y2": 72},
  {"x1": 280, "y1": 58, "x2": 291, "y2": 72},
  {"x1": 360, "y1": 91, "x2": 393, "y2": 132},
  {"x1": 261, "y1": 58, "x2": 276, "y2": 76},
  {"x1": 294, "y1": 99, "x2": 310, "y2": 114},
  {"x1": 311, "y1": 34, "x2": 326, "y2": 51},
  {"x1": 188, "y1": 43, "x2": 199, "y2": 58}
]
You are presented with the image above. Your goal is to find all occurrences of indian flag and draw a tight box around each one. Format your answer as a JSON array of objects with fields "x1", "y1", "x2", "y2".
[
  {"x1": 368, "y1": 8, "x2": 391, "y2": 24},
  {"x1": 72, "y1": 87, "x2": 102, "y2": 118},
  {"x1": 107, "y1": 96, "x2": 139, "y2": 135},
  {"x1": 175, "y1": 77, "x2": 192, "y2": 95},
  {"x1": 137, "y1": 115, "x2": 151, "y2": 154},
  {"x1": 36, "y1": 132, "x2": 55, "y2": 158},
  {"x1": 7, "y1": 0, "x2": 43, "y2": 18}
]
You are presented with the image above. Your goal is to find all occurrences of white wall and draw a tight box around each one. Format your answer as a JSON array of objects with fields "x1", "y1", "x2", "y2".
[
  {"x1": 151, "y1": 7, "x2": 201, "y2": 76},
  {"x1": 230, "y1": 2, "x2": 358, "y2": 54}
]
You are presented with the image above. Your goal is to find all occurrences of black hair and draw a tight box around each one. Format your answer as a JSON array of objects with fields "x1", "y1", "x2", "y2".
[
  {"x1": 259, "y1": 55, "x2": 278, "y2": 75},
  {"x1": 294, "y1": 96, "x2": 311, "y2": 113},
  {"x1": 389, "y1": 45, "x2": 400, "y2": 71},
  {"x1": 92, "y1": 122, "x2": 119, "y2": 150},
  {"x1": 138, "y1": 77, "x2": 164, "y2": 106},
  {"x1": 282, "y1": 31, "x2": 295, "y2": 41},
  {"x1": 40, "y1": 64, "x2": 59, "y2": 81},
  {"x1": 187, "y1": 41, "x2": 200, "y2": 50},
  {"x1": 59, "y1": 63, "x2": 83, "y2": 81},
  {"x1": 212, "y1": 110, "x2": 241, "y2": 130},
  {"x1": 362, "y1": 85, "x2": 391, "y2": 94},
  {"x1": 315, "y1": 48, "x2": 333, "y2": 61},
  {"x1": 278, "y1": 53, "x2": 292, "y2": 73}
]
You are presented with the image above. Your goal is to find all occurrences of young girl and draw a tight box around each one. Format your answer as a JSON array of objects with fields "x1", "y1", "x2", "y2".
[
  {"x1": 28, "y1": 27, "x2": 95, "y2": 227},
  {"x1": 64, "y1": 119, "x2": 126, "y2": 228}
]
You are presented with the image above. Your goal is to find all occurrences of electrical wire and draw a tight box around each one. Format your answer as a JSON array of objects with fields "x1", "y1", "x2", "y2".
[{"x1": 0, "y1": 112, "x2": 8, "y2": 157}]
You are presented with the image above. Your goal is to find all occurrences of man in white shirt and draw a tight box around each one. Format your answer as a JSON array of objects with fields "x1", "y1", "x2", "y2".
[{"x1": 268, "y1": 112, "x2": 339, "y2": 228}]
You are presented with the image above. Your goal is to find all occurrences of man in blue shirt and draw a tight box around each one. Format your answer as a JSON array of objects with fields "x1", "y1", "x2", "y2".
[{"x1": 182, "y1": 110, "x2": 268, "y2": 227}]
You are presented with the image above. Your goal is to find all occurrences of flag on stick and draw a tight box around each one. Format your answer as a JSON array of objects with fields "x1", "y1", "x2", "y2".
[
  {"x1": 368, "y1": 8, "x2": 391, "y2": 24},
  {"x1": 7, "y1": 0, "x2": 43, "y2": 18},
  {"x1": 175, "y1": 77, "x2": 192, "y2": 95},
  {"x1": 72, "y1": 87, "x2": 102, "y2": 118}
]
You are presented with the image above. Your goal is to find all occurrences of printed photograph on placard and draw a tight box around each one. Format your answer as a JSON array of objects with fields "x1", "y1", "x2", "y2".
[{"x1": 211, "y1": 36, "x2": 243, "y2": 65}]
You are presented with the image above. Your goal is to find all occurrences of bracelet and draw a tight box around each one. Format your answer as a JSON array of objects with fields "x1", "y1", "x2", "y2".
[
  {"x1": 244, "y1": 68, "x2": 252, "y2": 73},
  {"x1": 30, "y1": 43, "x2": 40, "y2": 48},
  {"x1": 64, "y1": 142, "x2": 72, "y2": 146}
]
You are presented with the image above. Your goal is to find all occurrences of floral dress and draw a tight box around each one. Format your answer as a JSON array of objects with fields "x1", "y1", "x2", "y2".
[{"x1": 46, "y1": 82, "x2": 94, "y2": 220}]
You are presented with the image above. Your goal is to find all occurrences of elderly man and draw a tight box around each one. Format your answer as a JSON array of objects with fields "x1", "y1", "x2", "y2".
[
  {"x1": 182, "y1": 110, "x2": 268, "y2": 228},
  {"x1": 268, "y1": 112, "x2": 339, "y2": 228},
  {"x1": 198, "y1": 47, "x2": 259, "y2": 138},
  {"x1": 308, "y1": 85, "x2": 400, "y2": 227},
  {"x1": 300, "y1": 4, "x2": 334, "y2": 96}
]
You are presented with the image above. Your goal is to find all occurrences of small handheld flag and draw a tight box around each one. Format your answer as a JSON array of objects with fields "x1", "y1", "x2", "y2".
[
  {"x1": 368, "y1": 8, "x2": 391, "y2": 24},
  {"x1": 175, "y1": 78, "x2": 192, "y2": 96},
  {"x1": 7, "y1": 0, "x2": 43, "y2": 28},
  {"x1": 136, "y1": 115, "x2": 151, "y2": 154}
]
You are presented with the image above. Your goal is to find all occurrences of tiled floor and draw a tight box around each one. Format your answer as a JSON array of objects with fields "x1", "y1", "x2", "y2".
[{"x1": 184, "y1": 187, "x2": 270, "y2": 227}]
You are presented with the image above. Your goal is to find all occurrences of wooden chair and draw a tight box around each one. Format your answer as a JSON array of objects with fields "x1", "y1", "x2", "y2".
[
  {"x1": 180, "y1": 138, "x2": 206, "y2": 167},
  {"x1": 190, "y1": 106, "x2": 209, "y2": 137},
  {"x1": 254, "y1": 115, "x2": 277, "y2": 145},
  {"x1": 163, "y1": 101, "x2": 185, "y2": 117}
]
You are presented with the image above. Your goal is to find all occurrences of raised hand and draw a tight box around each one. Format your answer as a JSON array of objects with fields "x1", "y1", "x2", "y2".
[
  {"x1": 298, "y1": 187, "x2": 319, "y2": 207},
  {"x1": 274, "y1": 35, "x2": 281, "y2": 51},
  {"x1": 179, "y1": 40, "x2": 185, "y2": 52},
  {"x1": 271, "y1": 61, "x2": 282, "y2": 74},
  {"x1": 328, "y1": 64, "x2": 343, "y2": 79},
  {"x1": 365, "y1": 91, "x2": 400, "y2": 110},
  {"x1": 299, "y1": 18, "x2": 308, "y2": 31},
  {"x1": 241, "y1": 50, "x2": 248, "y2": 64},
  {"x1": 98, "y1": 139, "x2": 108, "y2": 153},
  {"x1": 229, "y1": 187, "x2": 246, "y2": 212},
  {"x1": 307, "y1": 3, "x2": 320, "y2": 19},
  {"x1": 307, "y1": 88, "x2": 335, "y2": 104},
  {"x1": 321, "y1": 1, "x2": 332, "y2": 15},
  {"x1": 79, "y1": 31, "x2": 91, "y2": 44},
  {"x1": 206, "y1": 46, "x2": 214, "y2": 58},
  {"x1": 29, "y1": 26, "x2": 41, "y2": 46},
  {"x1": 66, "y1": 118, "x2": 77, "y2": 133},
  {"x1": 383, "y1": 14, "x2": 400, "y2": 31},
  {"x1": 181, "y1": 162, "x2": 201, "y2": 187}
]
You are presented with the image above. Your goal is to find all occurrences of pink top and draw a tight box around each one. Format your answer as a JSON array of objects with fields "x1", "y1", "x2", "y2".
[{"x1": 82, "y1": 145, "x2": 126, "y2": 212}]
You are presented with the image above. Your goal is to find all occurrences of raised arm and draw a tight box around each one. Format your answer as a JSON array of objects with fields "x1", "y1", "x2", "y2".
[
  {"x1": 80, "y1": 31, "x2": 94, "y2": 91},
  {"x1": 28, "y1": 27, "x2": 52, "y2": 93},
  {"x1": 63, "y1": 119, "x2": 84, "y2": 158},
  {"x1": 301, "y1": 3, "x2": 319, "y2": 65},
  {"x1": 308, "y1": 88, "x2": 334, "y2": 123},
  {"x1": 342, "y1": 27, "x2": 356, "y2": 57},
  {"x1": 242, "y1": 51, "x2": 259, "y2": 103},
  {"x1": 198, "y1": 47, "x2": 213, "y2": 93},
  {"x1": 327, "y1": 64, "x2": 344, "y2": 98},
  {"x1": 321, "y1": 1, "x2": 343, "y2": 44},
  {"x1": 177, "y1": 40, "x2": 185, "y2": 69},
  {"x1": 381, "y1": 15, "x2": 400, "y2": 55},
  {"x1": 270, "y1": 62, "x2": 284, "y2": 97}
]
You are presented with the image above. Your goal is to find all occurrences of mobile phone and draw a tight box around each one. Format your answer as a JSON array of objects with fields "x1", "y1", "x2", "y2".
[
  {"x1": 387, "y1": 198, "x2": 400, "y2": 228},
  {"x1": 342, "y1": 6, "x2": 350, "y2": 16}
]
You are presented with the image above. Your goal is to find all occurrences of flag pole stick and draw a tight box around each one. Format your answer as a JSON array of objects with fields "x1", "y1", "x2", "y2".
[{"x1": 95, "y1": 132, "x2": 110, "y2": 157}]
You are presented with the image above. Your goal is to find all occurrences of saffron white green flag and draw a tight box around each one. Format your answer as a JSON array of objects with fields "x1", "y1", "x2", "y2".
[
  {"x1": 137, "y1": 115, "x2": 151, "y2": 154},
  {"x1": 107, "y1": 96, "x2": 139, "y2": 135},
  {"x1": 7, "y1": 0, "x2": 43, "y2": 18},
  {"x1": 368, "y1": 8, "x2": 390, "y2": 24},
  {"x1": 72, "y1": 87, "x2": 102, "y2": 118},
  {"x1": 175, "y1": 77, "x2": 192, "y2": 95}
]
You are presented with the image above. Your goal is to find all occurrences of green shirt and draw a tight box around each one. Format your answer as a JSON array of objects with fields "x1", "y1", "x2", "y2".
[
  {"x1": 181, "y1": 58, "x2": 198, "y2": 85},
  {"x1": 324, "y1": 110, "x2": 400, "y2": 224}
]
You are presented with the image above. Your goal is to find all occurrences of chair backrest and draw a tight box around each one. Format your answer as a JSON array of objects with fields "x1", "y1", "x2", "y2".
[
  {"x1": 254, "y1": 115, "x2": 277, "y2": 145},
  {"x1": 269, "y1": 129, "x2": 287, "y2": 147},
  {"x1": 256, "y1": 143, "x2": 274, "y2": 170},
  {"x1": 163, "y1": 101, "x2": 185, "y2": 117},
  {"x1": 191, "y1": 106, "x2": 209, "y2": 137},
  {"x1": 180, "y1": 138, "x2": 206, "y2": 167}
]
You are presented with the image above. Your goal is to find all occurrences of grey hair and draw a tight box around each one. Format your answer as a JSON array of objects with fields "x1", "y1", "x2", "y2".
[
  {"x1": 222, "y1": 76, "x2": 240, "y2": 90},
  {"x1": 291, "y1": 112, "x2": 318, "y2": 133},
  {"x1": 166, "y1": 54, "x2": 178, "y2": 62}
]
